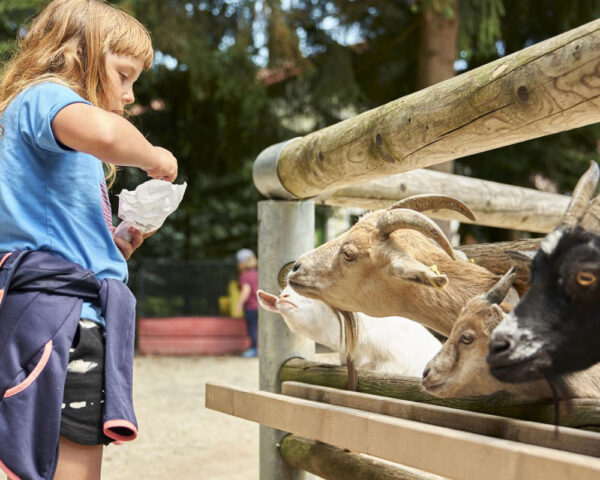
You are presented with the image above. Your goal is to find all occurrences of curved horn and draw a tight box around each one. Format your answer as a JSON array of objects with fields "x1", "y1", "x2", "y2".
[
  {"x1": 376, "y1": 208, "x2": 455, "y2": 259},
  {"x1": 580, "y1": 185, "x2": 600, "y2": 233},
  {"x1": 389, "y1": 194, "x2": 476, "y2": 222},
  {"x1": 485, "y1": 266, "x2": 516, "y2": 305},
  {"x1": 560, "y1": 161, "x2": 600, "y2": 229}
]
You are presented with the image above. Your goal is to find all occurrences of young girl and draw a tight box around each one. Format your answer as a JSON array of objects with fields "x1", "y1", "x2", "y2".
[
  {"x1": 0, "y1": 1, "x2": 177, "y2": 478},
  {"x1": 235, "y1": 249, "x2": 259, "y2": 358}
]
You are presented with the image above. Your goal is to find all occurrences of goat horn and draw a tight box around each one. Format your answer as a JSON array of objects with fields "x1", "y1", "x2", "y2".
[
  {"x1": 388, "y1": 194, "x2": 476, "y2": 222},
  {"x1": 485, "y1": 266, "x2": 516, "y2": 305},
  {"x1": 560, "y1": 161, "x2": 600, "y2": 230},
  {"x1": 376, "y1": 208, "x2": 455, "y2": 259},
  {"x1": 580, "y1": 196, "x2": 600, "y2": 233}
]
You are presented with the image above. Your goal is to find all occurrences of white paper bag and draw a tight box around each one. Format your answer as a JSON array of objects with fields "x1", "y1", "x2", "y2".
[{"x1": 114, "y1": 179, "x2": 187, "y2": 241}]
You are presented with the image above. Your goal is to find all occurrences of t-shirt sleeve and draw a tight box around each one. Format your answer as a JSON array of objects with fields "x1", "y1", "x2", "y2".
[
  {"x1": 18, "y1": 82, "x2": 92, "y2": 153},
  {"x1": 239, "y1": 270, "x2": 258, "y2": 288}
]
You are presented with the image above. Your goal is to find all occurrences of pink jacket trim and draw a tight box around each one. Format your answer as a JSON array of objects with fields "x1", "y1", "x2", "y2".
[
  {"x1": 4, "y1": 341, "x2": 53, "y2": 398},
  {"x1": 103, "y1": 420, "x2": 138, "y2": 442},
  {"x1": 0, "y1": 253, "x2": 12, "y2": 309},
  {"x1": 0, "y1": 252, "x2": 11, "y2": 269},
  {"x1": 0, "y1": 457, "x2": 22, "y2": 480}
]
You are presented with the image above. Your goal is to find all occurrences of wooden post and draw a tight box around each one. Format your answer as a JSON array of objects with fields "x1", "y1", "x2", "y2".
[
  {"x1": 258, "y1": 200, "x2": 315, "y2": 480},
  {"x1": 253, "y1": 19, "x2": 600, "y2": 199},
  {"x1": 280, "y1": 435, "x2": 442, "y2": 480}
]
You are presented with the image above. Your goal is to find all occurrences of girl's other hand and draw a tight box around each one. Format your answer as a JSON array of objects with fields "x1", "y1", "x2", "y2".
[
  {"x1": 145, "y1": 146, "x2": 178, "y2": 182},
  {"x1": 114, "y1": 227, "x2": 157, "y2": 260}
]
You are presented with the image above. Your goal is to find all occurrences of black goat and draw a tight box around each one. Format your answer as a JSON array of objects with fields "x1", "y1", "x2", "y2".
[{"x1": 487, "y1": 161, "x2": 600, "y2": 381}]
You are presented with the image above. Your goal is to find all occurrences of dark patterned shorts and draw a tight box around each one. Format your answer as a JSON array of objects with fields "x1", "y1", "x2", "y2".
[{"x1": 60, "y1": 319, "x2": 112, "y2": 446}]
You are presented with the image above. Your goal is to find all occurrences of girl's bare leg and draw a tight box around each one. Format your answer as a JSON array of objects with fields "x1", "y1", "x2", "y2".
[{"x1": 53, "y1": 435, "x2": 103, "y2": 480}]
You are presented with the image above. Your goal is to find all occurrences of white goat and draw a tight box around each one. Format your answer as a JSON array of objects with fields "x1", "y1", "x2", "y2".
[{"x1": 257, "y1": 285, "x2": 441, "y2": 376}]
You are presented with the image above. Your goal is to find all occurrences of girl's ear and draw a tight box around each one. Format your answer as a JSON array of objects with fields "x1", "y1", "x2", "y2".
[{"x1": 257, "y1": 290, "x2": 279, "y2": 312}]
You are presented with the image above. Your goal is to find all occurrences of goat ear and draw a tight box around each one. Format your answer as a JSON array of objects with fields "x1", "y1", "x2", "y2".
[
  {"x1": 498, "y1": 301, "x2": 513, "y2": 313},
  {"x1": 492, "y1": 303, "x2": 507, "y2": 318},
  {"x1": 257, "y1": 290, "x2": 279, "y2": 312},
  {"x1": 388, "y1": 256, "x2": 448, "y2": 289}
]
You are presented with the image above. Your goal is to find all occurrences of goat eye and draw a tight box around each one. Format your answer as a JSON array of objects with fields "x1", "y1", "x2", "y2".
[
  {"x1": 342, "y1": 249, "x2": 356, "y2": 262},
  {"x1": 577, "y1": 272, "x2": 597, "y2": 286},
  {"x1": 460, "y1": 333, "x2": 474, "y2": 345}
]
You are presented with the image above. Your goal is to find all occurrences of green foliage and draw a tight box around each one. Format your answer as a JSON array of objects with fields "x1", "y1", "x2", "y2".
[
  {"x1": 0, "y1": 0, "x2": 44, "y2": 63},
  {"x1": 457, "y1": 0, "x2": 600, "y2": 191},
  {"x1": 109, "y1": 0, "x2": 284, "y2": 259}
]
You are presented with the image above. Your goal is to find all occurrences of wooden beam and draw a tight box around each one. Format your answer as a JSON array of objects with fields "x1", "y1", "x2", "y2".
[
  {"x1": 279, "y1": 359, "x2": 600, "y2": 429},
  {"x1": 205, "y1": 383, "x2": 600, "y2": 480},
  {"x1": 456, "y1": 238, "x2": 542, "y2": 296},
  {"x1": 271, "y1": 19, "x2": 600, "y2": 198},
  {"x1": 315, "y1": 169, "x2": 569, "y2": 234},
  {"x1": 282, "y1": 382, "x2": 600, "y2": 458},
  {"x1": 280, "y1": 435, "x2": 442, "y2": 480}
]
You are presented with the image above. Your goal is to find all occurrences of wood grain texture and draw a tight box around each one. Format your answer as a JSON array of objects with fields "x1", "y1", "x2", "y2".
[
  {"x1": 315, "y1": 169, "x2": 569, "y2": 234},
  {"x1": 282, "y1": 382, "x2": 600, "y2": 458},
  {"x1": 205, "y1": 383, "x2": 600, "y2": 480},
  {"x1": 456, "y1": 238, "x2": 542, "y2": 296},
  {"x1": 280, "y1": 435, "x2": 443, "y2": 480},
  {"x1": 279, "y1": 359, "x2": 600, "y2": 429},
  {"x1": 277, "y1": 19, "x2": 600, "y2": 198}
]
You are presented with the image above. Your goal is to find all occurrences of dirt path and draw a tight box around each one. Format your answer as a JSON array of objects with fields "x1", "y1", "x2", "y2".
[{"x1": 103, "y1": 355, "x2": 259, "y2": 480}]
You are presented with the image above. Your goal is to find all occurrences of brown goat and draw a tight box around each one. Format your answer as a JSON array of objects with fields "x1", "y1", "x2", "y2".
[
  {"x1": 422, "y1": 268, "x2": 600, "y2": 399},
  {"x1": 288, "y1": 195, "x2": 516, "y2": 337}
]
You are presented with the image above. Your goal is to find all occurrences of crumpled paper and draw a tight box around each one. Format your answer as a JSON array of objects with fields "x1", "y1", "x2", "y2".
[{"x1": 114, "y1": 179, "x2": 187, "y2": 242}]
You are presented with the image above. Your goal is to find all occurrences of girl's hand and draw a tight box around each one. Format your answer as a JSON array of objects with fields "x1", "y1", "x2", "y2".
[
  {"x1": 114, "y1": 227, "x2": 157, "y2": 260},
  {"x1": 145, "y1": 147, "x2": 178, "y2": 182}
]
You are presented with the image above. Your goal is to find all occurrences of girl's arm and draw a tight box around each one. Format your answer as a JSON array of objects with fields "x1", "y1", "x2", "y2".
[
  {"x1": 236, "y1": 283, "x2": 252, "y2": 316},
  {"x1": 52, "y1": 102, "x2": 177, "y2": 181}
]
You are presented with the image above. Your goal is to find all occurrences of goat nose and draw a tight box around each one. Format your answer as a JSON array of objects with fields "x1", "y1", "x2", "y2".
[
  {"x1": 422, "y1": 367, "x2": 430, "y2": 380},
  {"x1": 292, "y1": 261, "x2": 301, "y2": 272},
  {"x1": 489, "y1": 335, "x2": 512, "y2": 355}
]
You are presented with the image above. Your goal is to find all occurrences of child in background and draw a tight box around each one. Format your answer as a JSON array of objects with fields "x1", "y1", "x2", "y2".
[
  {"x1": 236, "y1": 249, "x2": 259, "y2": 358},
  {"x1": 0, "y1": 0, "x2": 177, "y2": 478}
]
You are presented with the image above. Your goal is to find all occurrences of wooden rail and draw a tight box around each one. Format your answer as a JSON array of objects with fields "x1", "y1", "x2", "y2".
[
  {"x1": 280, "y1": 435, "x2": 442, "y2": 480},
  {"x1": 280, "y1": 359, "x2": 600, "y2": 429},
  {"x1": 282, "y1": 382, "x2": 600, "y2": 458},
  {"x1": 315, "y1": 169, "x2": 569, "y2": 234},
  {"x1": 265, "y1": 18, "x2": 600, "y2": 198},
  {"x1": 205, "y1": 383, "x2": 600, "y2": 480}
]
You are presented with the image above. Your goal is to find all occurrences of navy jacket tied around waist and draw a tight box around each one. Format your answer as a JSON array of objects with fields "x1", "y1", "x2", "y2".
[{"x1": 0, "y1": 250, "x2": 137, "y2": 480}]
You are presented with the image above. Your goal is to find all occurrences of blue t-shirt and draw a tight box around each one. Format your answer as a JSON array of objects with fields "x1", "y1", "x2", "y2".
[{"x1": 0, "y1": 82, "x2": 129, "y2": 324}]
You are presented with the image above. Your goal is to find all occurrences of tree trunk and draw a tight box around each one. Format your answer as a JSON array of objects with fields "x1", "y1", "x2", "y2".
[{"x1": 418, "y1": 1, "x2": 459, "y2": 239}]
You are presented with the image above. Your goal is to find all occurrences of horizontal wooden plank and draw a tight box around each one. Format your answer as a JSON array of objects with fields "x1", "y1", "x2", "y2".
[
  {"x1": 280, "y1": 359, "x2": 600, "y2": 429},
  {"x1": 280, "y1": 434, "x2": 444, "y2": 480},
  {"x1": 205, "y1": 383, "x2": 600, "y2": 480},
  {"x1": 282, "y1": 382, "x2": 600, "y2": 458}
]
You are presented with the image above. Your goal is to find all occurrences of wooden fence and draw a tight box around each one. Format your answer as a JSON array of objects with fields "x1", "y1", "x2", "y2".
[{"x1": 206, "y1": 17, "x2": 600, "y2": 480}]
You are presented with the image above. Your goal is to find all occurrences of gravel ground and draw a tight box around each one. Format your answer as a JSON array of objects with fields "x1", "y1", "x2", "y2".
[{"x1": 103, "y1": 355, "x2": 260, "y2": 480}]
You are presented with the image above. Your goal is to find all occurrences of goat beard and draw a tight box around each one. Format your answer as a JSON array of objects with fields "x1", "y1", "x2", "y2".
[{"x1": 543, "y1": 374, "x2": 573, "y2": 433}]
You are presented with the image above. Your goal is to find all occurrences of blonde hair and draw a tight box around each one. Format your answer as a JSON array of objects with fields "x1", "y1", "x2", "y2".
[
  {"x1": 238, "y1": 257, "x2": 258, "y2": 272},
  {"x1": 0, "y1": 0, "x2": 154, "y2": 186}
]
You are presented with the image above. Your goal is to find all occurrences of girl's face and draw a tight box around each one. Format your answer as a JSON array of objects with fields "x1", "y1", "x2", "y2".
[{"x1": 104, "y1": 53, "x2": 144, "y2": 115}]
